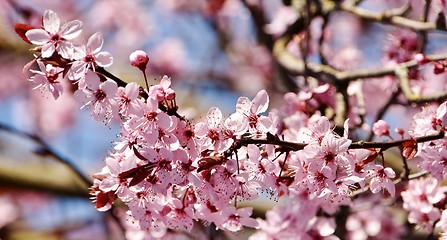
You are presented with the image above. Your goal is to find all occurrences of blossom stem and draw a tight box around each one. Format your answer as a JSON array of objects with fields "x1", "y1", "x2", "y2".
[{"x1": 142, "y1": 70, "x2": 149, "y2": 91}]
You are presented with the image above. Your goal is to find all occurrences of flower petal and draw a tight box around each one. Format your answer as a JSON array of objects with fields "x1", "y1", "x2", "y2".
[
  {"x1": 25, "y1": 29, "x2": 50, "y2": 45},
  {"x1": 68, "y1": 61, "x2": 87, "y2": 81},
  {"x1": 95, "y1": 52, "x2": 113, "y2": 67},
  {"x1": 56, "y1": 41, "x2": 74, "y2": 59},
  {"x1": 251, "y1": 89, "x2": 269, "y2": 114},
  {"x1": 43, "y1": 10, "x2": 60, "y2": 34},
  {"x1": 101, "y1": 80, "x2": 118, "y2": 96},
  {"x1": 60, "y1": 20, "x2": 83, "y2": 40},
  {"x1": 87, "y1": 32, "x2": 103, "y2": 54},
  {"x1": 41, "y1": 42, "x2": 56, "y2": 58}
]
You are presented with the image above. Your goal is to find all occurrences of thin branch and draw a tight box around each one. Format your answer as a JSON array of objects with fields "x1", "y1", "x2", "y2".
[
  {"x1": 274, "y1": 34, "x2": 447, "y2": 84},
  {"x1": 420, "y1": 0, "x2": 432, "y2": 53},
  {"x1": 339, "y1": 2, "x2": 439, "y2": 31},
  {"x1": 235, "y1": 129, "x2": 445, "y2": 152},
  {"x1": 0, "y1": 123, "x2": 92, "y2": 187}
]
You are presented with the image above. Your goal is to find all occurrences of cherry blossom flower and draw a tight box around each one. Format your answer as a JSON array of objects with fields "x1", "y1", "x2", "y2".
[
  {"x1": 346, "y1": 205, "x2": 405, "y2": 240},
  {"x1": 409, "y1": 101, "x2": 447, "y2": 137},
  {"x1": 195, "y1": 107, "x2": 232, "y2": 152},
  {"x1": 163, "y1": 198, "x2": 195, "y2": 232},
  {"x1": 68, "y1": 32, "x2": 113, "y2": 81},
  {"x1": 401, "y1": 178, "x2": 446, "y2": 231},
  {"x1": 368, "y1": 165, "x2": 396, "y2": 196},
  {"x1": 149, "y1": 75, "x2": 175, "y2": 102},
  {"x1": 217, "y1": 206, "x2": 259, "y2": 232},
  {"x1": 401, "y1": 178, "x2": 447, "y2": 213},
  {"x1": 128, "y1": 97, "x2": 172, "y2": 145},
  {"x1": 29, "y1": 60, "x2": 63, "y2": 99},
  {"x1": 115, "y1": 82, "x2": 139, "y2": 116},
  {"x1": 73, "y1": 73, "x2": 118, "y2": 122},
  {"x1": 303, "y1": 131, "x2": 352, "y2": 173},
  {"x1": 233, "y1": 89, "x2": 273, "y2": 135},
  {"x1": 25, "y1": 10, "x2": 83, "y2": 59},
  {"x1": 408, "y1": 208, "x2": 441, "y2": 232}
]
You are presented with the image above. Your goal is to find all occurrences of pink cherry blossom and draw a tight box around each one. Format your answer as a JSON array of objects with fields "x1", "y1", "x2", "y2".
[
  {"x1": 149, "y1": 75, "x2": 175, "y2": 101},
  {"x1": 68, "y1": 32, "x2": 113, "y2": 81},
  {"x1": 195, "y1": 107, "x2": 233, "y2": 152},
  {"x1": 234, "y1": 89, "x2": 273, "y2": 135},
  {"x1": 29, "y1": 60, "x2": 63, "y2": 99},
  {"x1": 128, "y1": 97, "x2": 172, "y2": 145},
  {"x1": 25, "y1": 10, "x2": 83, "y2": 59},
  {"x1": 115, "y1": 82, "x2": 140, "y2": 115},
  {"x1": 368, "y1": 165, "x2": 396, "y2": 196},
  {"x1": 346, "y1": 204, "x2": 405, "y2": 240},
  {"x1": 73, "y1": 74, "x2": 118, "y2": 122},
  {"x1": 217, "y1": 206, "x2": 259, "y2": 232}
]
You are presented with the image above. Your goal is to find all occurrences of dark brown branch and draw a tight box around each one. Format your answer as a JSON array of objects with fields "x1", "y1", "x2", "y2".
[{"x1": 236, "y1": 129, "x2": 445, "y2": 152}]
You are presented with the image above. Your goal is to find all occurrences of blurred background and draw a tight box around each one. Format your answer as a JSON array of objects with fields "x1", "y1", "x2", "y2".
[{"x1": 0, "y1": 0, "x2": 447, "y2": 239}]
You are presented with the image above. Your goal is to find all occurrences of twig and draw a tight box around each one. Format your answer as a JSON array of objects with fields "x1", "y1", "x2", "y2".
[
  {"x1": 339, "y1": 2, "x2": 439, "y2": 31},
  {"x1": 235, "y1": 129, "x2": 445, "y2": 152},
  {"x1": 0, "y1": 123, "x2": 92, "y2": 187}
]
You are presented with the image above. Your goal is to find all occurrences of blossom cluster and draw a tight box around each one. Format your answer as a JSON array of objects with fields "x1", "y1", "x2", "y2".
[{"x1": 17, "y1": 10, "x2": 447, "y2": 239}]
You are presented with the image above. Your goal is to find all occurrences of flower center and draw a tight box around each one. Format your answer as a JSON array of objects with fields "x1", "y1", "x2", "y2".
[
  {"x1": 84, "y1": 54, "x2": 95, "y2": 64},
  {"x1": 50, "y1": 33, "x2": 61, "y2": 42},
  {"x1": 145, "y1": 112, "x2": 157, "y2": 122},
  {"x1": 94, "y1": 89, "x2": 106, "y2": 101}
]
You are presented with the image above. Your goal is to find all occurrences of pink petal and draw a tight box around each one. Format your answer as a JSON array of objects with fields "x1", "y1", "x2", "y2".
[
  {"x1": 25, "y1": 29, "x2": 50, "y2": 45},
  {"x1": 207, "y1": 107, "x2": 222, "y2": 128},
  {"x1": 56, "y1": 41, "x2": 74, "y2": 59},
  {"x1": 385, "y1": 182, "x2": 395, "y2": 197},
  {"x1": 240, "y1": 217, "x2": 259, "y2": 229},
  {"x1": 369, "y1": 179, "x2": 380, "y2": 193},
  {"x1": 41, "y1": 42, "x2": 56, "y2": 58},
  {"x1": 95, "y1": 52, "x2": 113, "y2": 67},
  {"x1": 87, "y1": 32, "x2": 103, "y2": 54},
  {"x1": 383, "y1": 167, "x2": 396, "y2": 178},
  {"x1": 49, "y1": 82, "x2": 63, "y2": 99},
  {"x1": 101, "y1": 80, "x2": 118, "y2": 96},
  {"x1": 68, "y1": 61, "x2": 87, "y2": 80},
  {"x1": 71, "y1": 43, "x2": 87, "y2": 60},
  {"x1": 160, "y1": 75, "x2": 172, "y2": 89},
  {"x1": 236, "y1": 97, "x2": 251, "y2": 114},
  {"x1": 125, "y1": 82, "x2": 140, "y2": 99},
  {"x1": 37, "y1": 60, "x2": 47, "y2": 73},
  {"x1": 436, "y1": 101, "x2": 447, "y2": 120},
  {"x1": 32, "y1": 74, "x2": 47, "y2": 86},
  {"x1": 60, "y1": 20, "x2": 83, "y2": 40},
  {"x1": 251, "y1": 89, "x2": 269, "y2": 114},
  {"x1": 43, "y1": 10, "x2": 60, "y2": 34},
  {"x1": 84, "y1": 73, "x2": 100, "y2": 90}
]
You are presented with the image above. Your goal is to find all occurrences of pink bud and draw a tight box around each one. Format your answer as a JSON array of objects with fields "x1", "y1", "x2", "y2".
[
  {"x1": 372, "y1": 120, "x2": 389, "y2": 137},
  {"x1": 129, "y1": 50, "x2": 149, "y2": 71},
  {"x1": 414, "y1": 53, "x2": 429, "y2": 65}
]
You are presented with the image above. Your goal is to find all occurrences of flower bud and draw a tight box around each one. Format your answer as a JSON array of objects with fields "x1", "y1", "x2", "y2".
[
  {"x1": 372, "y1": 120, "x2": 389, "y2": 137},
  {"x1": 414, "y1": 53, "x2": 429, "y2": 65},
  {"x1": 129, "y1": 50, "x2": 149, "y2": 71}
]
